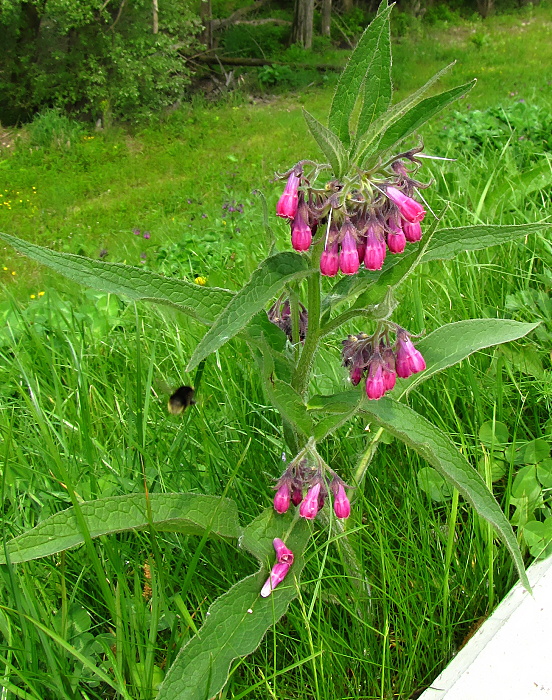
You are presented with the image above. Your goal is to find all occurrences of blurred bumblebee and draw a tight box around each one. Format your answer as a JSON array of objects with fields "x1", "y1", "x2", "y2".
[{"x1": 167, "y1": 385, "x2": 196, "y2": 415}]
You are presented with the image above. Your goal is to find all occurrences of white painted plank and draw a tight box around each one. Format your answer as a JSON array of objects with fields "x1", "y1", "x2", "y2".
[{"x1": 420, "y1": 554, "x2": 552, "y2": 699}]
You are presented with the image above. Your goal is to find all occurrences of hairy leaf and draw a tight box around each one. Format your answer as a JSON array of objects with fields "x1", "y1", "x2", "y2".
[
  {"x1": 0, "y1": 232, "x2": 233, "y2": 325},
  {"x1": 398, "y1": 319, "x2": 539, "y2": 394},
  {"x1": 351, "y1": 62, "x2": 456, "y2": 165},
  {"x1": 303, "y1": 109, "x2": 349, "y2": 177},
  {"x1": 369, "y1": 80, "x2": 476, "y2": 162},
  {"x1": 363, "y1": 397, "x2": 529, "y2": 589},
  {"x1": 157, "y1": 510, "x2": 311, "y2": 700},
  {"x1": 423, "y1": 223, "x2": 552, "y2": 262},
  {"x1": 0, "y1": 494, "x2": 240, "y2": 564},
  {"x1": 328, "y1": 5, "x2": 393, "y2": 146},
  {"x1": 187, "y1": 252, "x2": 312, "y2": 371}
]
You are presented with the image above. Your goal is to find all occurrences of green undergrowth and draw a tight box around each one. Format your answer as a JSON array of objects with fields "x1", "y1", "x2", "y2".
[{"x1": 1, "y1": 8, "x2": 552, "y2": 700}]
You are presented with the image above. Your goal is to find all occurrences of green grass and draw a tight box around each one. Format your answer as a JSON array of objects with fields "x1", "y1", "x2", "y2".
[{"x1": 1, "y1": 6, "x2": 552, "y2": 699}]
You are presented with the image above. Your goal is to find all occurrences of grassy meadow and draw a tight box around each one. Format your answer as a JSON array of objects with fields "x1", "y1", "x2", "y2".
[{"x1": 1, "y1": 5, "x2": 552, "y2": 699}]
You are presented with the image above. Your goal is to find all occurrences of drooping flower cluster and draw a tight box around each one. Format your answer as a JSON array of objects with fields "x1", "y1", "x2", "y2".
[
  {"x1": 342, "y1": 326, "x2": 426, "y2": 400},
  {"x1": 274, "y1": 458, "x2": 351, "y2": 520},
  {"x1": 267, "y1": 298, "x2": 308, "y2": 342},
  {"x1": 275, "y1": 151, "x2": 430, "y2": 277},
  {"x1": 260, "y1": 538, "x2": 294, "y2": 598}
]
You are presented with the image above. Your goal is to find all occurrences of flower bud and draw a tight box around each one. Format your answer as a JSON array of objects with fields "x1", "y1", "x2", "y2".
[{"x1": 386, "y1": 220, "x2": 406, "y2": 254}]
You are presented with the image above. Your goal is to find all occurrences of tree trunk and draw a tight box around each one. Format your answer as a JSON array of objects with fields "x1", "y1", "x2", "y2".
[
  {"x1": 200, "y1": 0, "x2": 213, "y2": 50},
  {"x1": 152, "y1": 0, "x2": 158, "y2": 34},
  {"x1": 321, "y1": 0, "x2": 332, "y2": 37},
  {"x1": 291, "y1": 0, "x2": 314, "y2": 49}
]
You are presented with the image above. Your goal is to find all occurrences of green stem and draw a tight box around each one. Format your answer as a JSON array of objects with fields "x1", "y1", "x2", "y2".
[
  {"x1": 353, "y1": 426, "x2": 384, "y2": 488},
  {"x1": 292, "y1": 242, "x2": 323, "y2": 399},
  {"x1": 442, "y1": 487, "x2": 459, "y2": 626}
]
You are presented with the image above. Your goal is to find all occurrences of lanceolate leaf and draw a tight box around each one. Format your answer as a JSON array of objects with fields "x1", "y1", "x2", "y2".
[
  {"x1": 328, "y1": 5, "x2": 393, "y2": 146},
  {"x1": 303, "y1": 110, "x2": 349, "y2": 178},
  {"x1": 363, "y1": 397, "x2": 529, "y2": 590},
  {"x1": 267, "y1": 378, "x2": 314, "y2": 438},
  {"x1": 308, "y1": 318, "x2": 538, "y2": 414},
  {"x1": 351, "y1": 61, "x2": 456, "y2": 165},
  {"x1": 187, "y1": 252, "x2": 312, "y2": 371},
  {"x1": 397, "y1": 319, "x2": 539, "y2": 394},
  {"x1": 423, "y1": 223, "x2": 552, "y2": 262},
  {"x1": 0, "y1": 232, "x2": 233, "y2": 325},
  {"x1": 369, "y1": 80, "x2": 476, "y2": 162},
  {"x1": 0, "y1": 494, "x2": 240, "y2": 564},
  {"x1": 157, "y1": 510, "x2": 311, "y2": 700}
]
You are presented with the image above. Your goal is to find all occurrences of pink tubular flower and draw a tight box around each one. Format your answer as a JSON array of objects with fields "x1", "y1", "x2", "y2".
[
  {"x1": 320, "y1": 241, "x2": 339, "y2": 277},
  {"x1": 366, "y1": 356, "x2": 385, "y2": 400},
  {"x1": 291, "y1": 204, "x2": 312, "y2": 252},
  {"x1": 276, "y1": 172, "x2": 300, "y2": 219},
  {"x1": 260, "y1": 561, "x2": 292, "y2": 598},
  {"x1": 385, "y1": 186, "x2": 426, "y2": 224},
  {"x1": 386, "y1": 220, "x2": 406, "y2": 254},
  {"x1": 332, "y1": 481, "x2": 351, "y2": 519},
  {"x1": 273, "y1": 483, "x2": 291, "y2": 514},
  {"x1": 395, "y1": 330, "x2": 426, "y2": 378},
  {"x1": 403, "y1": 221, "x2": 422, "y2": 242},
  {"x1": 364, "y1": 224, "x2": 386, "y2": 270},
  {"x1": 382, "y1": 346, "x2": 397, "y2": 392},
  {"x1": 350, "y1": 366, "x2": 363, "y2": 386},
  {"x1": 273, "y1": 538, "x2": 294, "y2": 565},
  {"x1": 299, "y1": 482, "x2": 321, "y2": 520},
  {"x1": 339, "y1": 224, "x2": 360, "y2": 275}
]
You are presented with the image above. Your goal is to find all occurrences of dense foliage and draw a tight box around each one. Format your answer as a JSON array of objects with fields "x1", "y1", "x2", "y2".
[{"x1": 0, "y1": 0, "x2": 202, "y2": 125}]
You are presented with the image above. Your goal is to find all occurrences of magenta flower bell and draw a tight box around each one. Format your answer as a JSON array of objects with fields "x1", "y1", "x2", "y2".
[
  {"x1": 320, "y1": 241, "x2": 340, "y2": 277},
  {"x1": 403, "y1": 221, "x2": 422, "y2": 242},
  {"x1": 332, "y1": 481, "x2": 351, "y2": 519},
  {"x1": 339, "y1": 222, "x2": 360, "y2": 275},
  {"x1": 273, "y1": 483, "x2": 291, "y2": 514},
  {"x1": 260, "y1": 538, "x2": 295, "y2": 597},
  {"x1": 291, "y1": 203, "x2": 312, "y2": 252},
  {"x1": 299, "y1": 482, "x2": 321, "y2": 519},
  {"x1": 395, "y1": 330, "x2": 426, "y2": 378},
  {"x1": 365, "y1": 356, "x2": 386, "y2": 400},
  {"x1": 276, "y1": 172, "x2": 300, "y2": 220},
  {"x1": 386, "y1": 186, "x2": 426, "y2": 224}
]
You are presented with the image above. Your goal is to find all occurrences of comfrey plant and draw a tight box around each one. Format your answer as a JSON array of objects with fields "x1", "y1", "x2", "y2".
[{"x1": 0, "y1": 3, "x2": 548, "y2": 698}]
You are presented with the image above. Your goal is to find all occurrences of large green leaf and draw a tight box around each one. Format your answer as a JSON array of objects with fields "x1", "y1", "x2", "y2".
[
  {"x1": 267, "y1": 378, "x2": 314, "y2": 438},
  {"x1": 368, "y1": 80, "x2": 476, "y2": 162},
  {"x1": 157, "y1": 509, "x2": 311, "y2": 700},
  {"x1": 308, "y1": 318, "x2": 538, "y2": 414},
  {"x1": 351, "y1": 62, "x2": 456, "y2": 165},
  {"x1": 303, "y1": 109, "x2": 349, "y2": 177},
  {"x1": 0, "y1": 494, "x2": 240, "y2": 564},
  {"x1": 0, "y1": 232, "x2": 233, "y2": 325},
  {"x1": 422, "y1": 223, "x2": 552, "y2": 262},
  {"x1": 328, "y1": 4, "x2": 393, "y2": 146},
  {"x1": 363, "y1": 397, "x2": 529, "y2": 589},
  {"x1": 398, "y1": 319, "x2": 539, "y2": 394},
  {"x1": 187, "y1": 251, "x2": 312, "y2": 371}
]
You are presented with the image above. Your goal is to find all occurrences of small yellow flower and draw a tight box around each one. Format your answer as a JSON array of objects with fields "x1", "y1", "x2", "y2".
[
  {"x1": 222, "y1": 220, "x2": 227, "y2": 225},
  {"x1": 11, "y1": 271, "x2": 16, "y2": 275},
  {"x1": 38, "y1": 291, "x2": 45, "y2": 296},
  {"x1": 30, "y1": 294, "x2": 36, "y2": 299},
  {"x1": 194, "y1": 276, "x2": 207, "y2": 286},
  {"x1": 2, "y1": 266, "x2": 7, "y2": 271}
]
